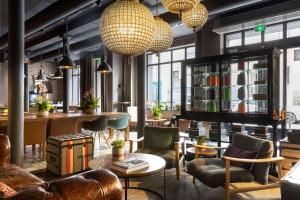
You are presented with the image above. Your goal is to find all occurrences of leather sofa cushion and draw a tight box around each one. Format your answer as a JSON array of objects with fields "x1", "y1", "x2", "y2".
[
  {"x1": 0, "y1": 181, "x2": 16, "y2": 198},
  {"x1": 187, "y1": 158, "x2": 254, "y2": 188},
  {"x1": 0, "y1": 165, "x2": 46, "y2": 191}
]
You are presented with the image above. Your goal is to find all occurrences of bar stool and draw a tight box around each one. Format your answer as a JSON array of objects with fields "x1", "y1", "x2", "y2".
[
  {"x1": 24, "y1": 118, "x2": 48, "y2": 159},
  {"x1": 107, "y1": 115, "x2": 129, "y2": 140},
  {"x1": 83, "y1": 116, "x2": 109, "y2": 147}
]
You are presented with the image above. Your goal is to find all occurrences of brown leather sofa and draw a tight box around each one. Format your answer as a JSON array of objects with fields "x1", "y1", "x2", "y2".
[{"x1": 0, "y1": 134, "x2": 122, "y2": 200}]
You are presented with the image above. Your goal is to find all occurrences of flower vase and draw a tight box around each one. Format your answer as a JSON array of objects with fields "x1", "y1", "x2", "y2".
[
  {"x1": 36, "y1": 111, "x2": 49, "y2": 117},
  {"x1": 112, "y1": 147, "x2": 125, "y2": 161},
  {"x1": 85, "y1": 109, "x2": 96, "y2": 114}
]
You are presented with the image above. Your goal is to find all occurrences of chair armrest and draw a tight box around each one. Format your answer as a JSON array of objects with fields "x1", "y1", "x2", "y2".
[
  {"x1": 0, "y1": 134, "x2": 10, "y2": 167},
  {"x1": 129, "y1": 137, "x2": 144, "y2": 153},
  {"x1": 223, "y1": 156, "x2": 285, "y2": 164},
  {"x1": 194, "y1": 144, "x2": 227, "y2": 150}
]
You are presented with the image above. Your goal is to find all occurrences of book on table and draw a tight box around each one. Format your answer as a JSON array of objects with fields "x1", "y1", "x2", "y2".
[{"x1": 111, "y1": 158, "x2": 149, "y2": 173}]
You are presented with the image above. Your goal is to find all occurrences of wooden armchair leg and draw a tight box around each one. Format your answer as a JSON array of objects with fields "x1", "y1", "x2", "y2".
[
  {"x1": 43, "y1": 142, "x2": 46, "y2": 160},
  {"x1": 193, "y1": 177, "x2": 195, "y2": 184},
  {"x1": 176, "y1": 163, "x2": 180, "y2": 180},
  {"x1": 225, "y1": 188, "x2": 230, "y2": 200}
]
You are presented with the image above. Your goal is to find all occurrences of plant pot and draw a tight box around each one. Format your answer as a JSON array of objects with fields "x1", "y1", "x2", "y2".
[
  {"x1": 112, "y1": 147, "x2": 125, "y2": 161},
  {"x1": 85, "y1": 108, "x2": 96, "y2": 114},
  {"x1": 153, "y1": 115, "x2": 161, "y2": 120},
  {"x1": 36, "y1": 111, "x2": 49, "y2": 117}
]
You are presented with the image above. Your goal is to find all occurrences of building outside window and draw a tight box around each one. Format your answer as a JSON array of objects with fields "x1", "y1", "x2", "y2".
[
  {"x1": 245, "y1": 29, "x2": 261, "y2": 45},
  {"x1": 147, "y1": 45, "x2": 195, "y2": 110},
  {"x1": 287, "y1": 20, "x2": 300, "y2": 38},
  {"x1": 264, "y1": 24, "x2": 283, "y2": 42},
  {"x1": 225, "y1": 32, "x2": 242, "y2": 48},
  {"x1": 71, "y1": 67, "x2": 80, "y2": 106}
]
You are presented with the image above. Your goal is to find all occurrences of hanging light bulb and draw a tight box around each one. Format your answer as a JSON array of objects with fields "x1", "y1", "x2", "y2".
[
  {"x1": 161, "y1": 0, "x2": 198, "y2": 15},
  {"x1": 182, "y1": 2, "x2": 208, "y2": 32},
  {"x1": 36, "y1": 30, "x2": 48, "y2": 82},
  {"x1": 59, "y1": 19, "x2": 76, "y2": 69},
  {"x1": 53, "y1": 46, "x2": 63, "y2": 79}
]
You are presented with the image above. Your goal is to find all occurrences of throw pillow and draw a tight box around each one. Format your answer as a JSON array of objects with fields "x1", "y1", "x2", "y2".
[
  {"x1": 223, "y1": 144, "x2": 258, "y2": 170},
  {"x1": 0, "y1": 182, "x2": 16, "y2": 198}
]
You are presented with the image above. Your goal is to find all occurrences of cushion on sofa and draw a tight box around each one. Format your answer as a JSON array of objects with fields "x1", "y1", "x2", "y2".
[{"x1": 0, "y1": 182, "x2": 16, "y2": 198}]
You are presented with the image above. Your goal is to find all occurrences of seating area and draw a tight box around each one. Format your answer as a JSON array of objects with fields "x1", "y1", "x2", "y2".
[{"x1": 1, "y1": 0, "x2": 300, "y2": 200}]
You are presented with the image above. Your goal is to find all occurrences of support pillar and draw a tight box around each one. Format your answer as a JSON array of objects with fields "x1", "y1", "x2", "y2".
[
  {"x1": 137, "y1": 54, "x2": 146, "y2": 139},
  {"x1": 63, "y1": 69, "x2": 71, "y2": 113},
  {"x1": 8, "y1": 0, "x2": 25, "y2": 166}
]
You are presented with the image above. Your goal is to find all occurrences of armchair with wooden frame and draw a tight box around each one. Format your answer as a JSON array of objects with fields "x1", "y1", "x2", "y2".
[
  {"x1": 129, "y1": 126, "x2": 185, "y2": 179},
  {"x1": 187, "y1": 133, "x2": 284, "y2": 200}
]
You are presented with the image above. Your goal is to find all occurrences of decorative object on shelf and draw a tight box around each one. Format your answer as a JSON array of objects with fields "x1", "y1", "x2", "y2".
[
  {"x1": 207, "y1": 100, "x2": 217, "y2": 112},
  {"x1": 148, "y1": 16, "x2": 173, "y2": 53},
  {"x1": 209, "y1": 74, "x2": 219, "y2": 87},
  {"x1": 224, "y1": 73, "x2": 231, "y2": 86},
  {"x1": 59, "y1": 20, "x2": 76, "y2": 69},
  {"x1": 181, "y1": 2, "x2": 208, "y2": 32},
  {"x1": 238, "y1": 86, "x2": 246, "y2": 100},
  {"x1": 34, "y1": 96, "x2": 52, "y2": 117},
  {"x1": 111, "y1": 139, "x2": 125, "y2": 161},
  {"x1": 238, "y1": 60, "x2": 245, "y2": 70},
  {"x1": 224, "y1": 87, "x2": 231, "y2": 101},
  {"x1": 209, "y1": 88, "x2": 216, "y2": 100},
  {"x1": 196, "y1": 135, "x2": 206, "y2": 145},
  {"x1": 80, "y1": 89, "x2": 99, "y2": 114},
  {"x1": 162, "y1": 0, "x2": 197, "y2": 14},
  {"x1": 151, "y1": 103, "x2": 162, "y2": 120},
  {"x1": 99, "y1": 0, "x2": 155, "y2": 56},
  {"x1": 238, "y1": 101, "x2": 246, "y2": 113},
  {"x1": 237, "y1": 72, "x2": 246, "y2": 85}
]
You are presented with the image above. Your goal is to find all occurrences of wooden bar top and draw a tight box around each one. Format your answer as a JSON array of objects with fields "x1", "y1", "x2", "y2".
[{"x1": 0, "y1": 112, "x2": 129, "y2": 122}]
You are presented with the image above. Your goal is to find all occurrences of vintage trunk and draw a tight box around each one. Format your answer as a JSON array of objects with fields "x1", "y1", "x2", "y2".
[
  {"x1": 47, "y1": 134, "x2": 94, "y2": 176},
  {"x1": 280, "y1": 138, "x2": 300, "y2": 176}
]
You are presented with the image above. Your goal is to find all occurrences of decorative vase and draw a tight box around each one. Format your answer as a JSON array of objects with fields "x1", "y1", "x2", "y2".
[
  {"x1": 36, "y1": 111, "x2": 49, "y2": 117},
  {"x1": 153, "y1": 115, "x2": 161, "y2": 120},
  {"x1": 85, "y1": 108, "x2": 96, "y2": 114},
  {"x1": 112, "y1": 147, "x2": 125, "y2": 161}
]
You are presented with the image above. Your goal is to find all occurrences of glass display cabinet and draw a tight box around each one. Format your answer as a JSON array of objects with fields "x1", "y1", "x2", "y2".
[{"x1": 180, "y1": 48, "x2": 285, "y2": 126}]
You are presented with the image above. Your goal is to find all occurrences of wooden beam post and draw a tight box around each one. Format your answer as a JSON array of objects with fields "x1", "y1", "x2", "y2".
[
  {"x1": 137, "y1": 54, "x2": 146, "y2": 139},
  {"x1": 8, "y1": 0, "x2": 25, "y2": 166}
]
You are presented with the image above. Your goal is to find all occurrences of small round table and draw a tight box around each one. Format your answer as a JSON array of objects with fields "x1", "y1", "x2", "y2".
[
  {"x1": 186, "y1": 146, "x2": 218, "y2": 161},
  {"x1": 89, "y1": 153, "x2": 166, "y2": 200}
]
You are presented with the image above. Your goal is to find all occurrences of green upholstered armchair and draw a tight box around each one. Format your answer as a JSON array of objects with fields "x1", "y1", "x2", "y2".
[
  {"x1": 129, "y1": 126, "x2": 185, "y2": 179},
  {"x1": 187, "y1": 133, "x2": 284, "y2": 200}
]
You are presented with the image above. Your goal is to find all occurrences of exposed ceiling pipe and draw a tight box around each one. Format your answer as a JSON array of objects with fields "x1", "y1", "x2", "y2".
[{"x1": 0, "y1": 0, "x2": 99, "y2": 49}]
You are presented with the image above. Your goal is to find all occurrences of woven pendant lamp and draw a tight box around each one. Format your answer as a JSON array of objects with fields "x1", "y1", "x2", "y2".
[
  {"x1": 182, "y1": 2, "x2": 208, "y2": 31},
  {"x1": 161, "y1": 0, "x2": 198, "y2": 14},
  {"x1": 99, "y1": 0, "x2": 155, "y2": 56},
  {"x1": 148, "y1": 16, "x2": 173, "y2": 53}
]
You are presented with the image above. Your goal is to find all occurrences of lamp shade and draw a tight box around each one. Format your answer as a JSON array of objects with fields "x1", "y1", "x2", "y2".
[
  {"x1": 148, "y1": 16, "x2": 173, "y2": 53},
  {"x1": 99, "y1": 0, "x2": 155, "y2": 56},
  {"x1": 182, "y1": 2, "x2": 208, "y2": 30},
  {"x1": 161, "y1": 0, "x2": 198, "y2": 14},
  {"x1": 53, "y1": 68, "x2": 64, "y2": 79},
  {"x1": 36, "y1": 69, "x2": 48, "y2": 82},
  {"x1": 59, "y1": 53, "x2": 76, "y2": 69},
  {"x1": 96, "y1": 60, "x2": 112, "y2": 73}
]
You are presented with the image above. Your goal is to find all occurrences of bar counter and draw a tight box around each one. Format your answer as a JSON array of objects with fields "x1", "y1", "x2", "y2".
[{"x1": 0, "y1": 112, "x2": 129, "y2": 136}]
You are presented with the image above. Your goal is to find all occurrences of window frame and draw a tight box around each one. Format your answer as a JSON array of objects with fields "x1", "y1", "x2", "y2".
[
  {"x1": 71, "y1": 66, "x2": 80, "y2": 106},
  {"x1": 146, "y1": 44, "x2": 195, "y2": 110}
]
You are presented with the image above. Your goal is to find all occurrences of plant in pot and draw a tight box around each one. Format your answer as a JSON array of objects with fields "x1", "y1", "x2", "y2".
[
  {"x1": 151, "y1": 103, "x2": 162, "y2": 120},
  {"x1": 196, "y1": 135, "x2": 206, "y2": 145},
  {"x1": 34, "y1": 96, "x2": 52, "y2": 117},
  {"x1": 80, "y1": 89, "x2": 99, "y2": 114},
  {"x1": 111, "y1": 140, "x2": 125, "y2": 161}
]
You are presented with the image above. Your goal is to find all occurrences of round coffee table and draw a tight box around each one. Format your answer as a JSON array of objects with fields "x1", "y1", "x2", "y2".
[{"x1": 89, "y1": 153, "x2": 166, "y2": 200}]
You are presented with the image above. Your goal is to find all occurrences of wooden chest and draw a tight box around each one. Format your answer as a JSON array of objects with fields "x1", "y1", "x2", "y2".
[
  {"x1": 280, "y1": 138, "x2": 300, "y2": 176},
  {"x1": 47, "y1": 134, "x2": 94, "y2": 176}
]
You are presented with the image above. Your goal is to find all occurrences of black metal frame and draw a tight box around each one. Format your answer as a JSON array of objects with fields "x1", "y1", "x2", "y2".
[
  {"x1": 146, "y1": 44, "x2": 195, "y2": 110},
  {"x1": 123, "y1": 170, "x2": 166, "y2": 200}
]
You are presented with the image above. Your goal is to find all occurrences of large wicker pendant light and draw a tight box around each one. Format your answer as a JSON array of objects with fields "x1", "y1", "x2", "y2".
[
  {"x1": 99, "y1": 0, "x2": 155, "y2": 56},
  {"x1": 162, "y1": 0, "x2": 198, "y2": 14},
  {"x1": 182, "y1": 2, "x2": 208, "y2": 31}
]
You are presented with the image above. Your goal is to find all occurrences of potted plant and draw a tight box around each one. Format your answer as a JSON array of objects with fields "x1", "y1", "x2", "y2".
[
  {"x1": 151, "y1": 103, "x2": 162, "y2": 120},
  {"x1": 111, "y1": 139, "x2": 125, "y2": 161},
  {"x1": 80, "y1": 89, "x2": 99, "y2": 114},
  {"x1": 34, "y1": 96, "x2": 52, "y2": 117},
  {"x1": 196, "y1": 135, "x2": 206, "y2": 145}
]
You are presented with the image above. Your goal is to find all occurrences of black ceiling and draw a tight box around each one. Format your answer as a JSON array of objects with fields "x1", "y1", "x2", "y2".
[{"x1": 0, "y1": 0, "x2": 296, "y2": 63}]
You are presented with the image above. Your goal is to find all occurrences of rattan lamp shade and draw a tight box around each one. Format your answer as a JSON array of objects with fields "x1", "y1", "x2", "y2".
[
  {"x1": 99, "y1": 0, "x2": 155, "y2": 56},
  {"x1": 162, "y1": 0, "x2": 198, "y2": 14},
  {"x1": 148, "y1": 16, "x2": 173, "y2": 53},
  {"x1": 182, "y1": 2, "x2": 208, "y2": 30}
]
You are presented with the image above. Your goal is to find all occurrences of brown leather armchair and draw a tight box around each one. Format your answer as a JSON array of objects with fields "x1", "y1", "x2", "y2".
[{"x1": 0, "y1": 134, "x2": 122, "y2": 200}]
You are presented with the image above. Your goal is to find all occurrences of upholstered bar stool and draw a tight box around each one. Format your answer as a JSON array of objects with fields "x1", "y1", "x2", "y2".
[
  {"x1": 47, "y1": 117, "x2": 78, "y2": 137},
  {"x1": 107, "y1": 115, "x2": 129, "y2": 141},
  {"x1": 24, "y1": 118, "x2": 48, "y2": 159},
  {"x1": 83, "y1": 116, "x2": 109, "y2": 147}
]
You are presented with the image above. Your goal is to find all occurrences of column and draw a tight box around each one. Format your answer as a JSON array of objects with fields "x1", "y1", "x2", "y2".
[
  {"x1": 24, "y1": 63, "x2": 29, "y2": 112},
  {"x1": 137, "y1": 54, "x2": 146, "y2": 139},
  {"x1": 8, "y1": 0, "x2": 25, "y2": 165},
  {"x1": 63, "y1": 69, "x2": 71, "y2": 113}
]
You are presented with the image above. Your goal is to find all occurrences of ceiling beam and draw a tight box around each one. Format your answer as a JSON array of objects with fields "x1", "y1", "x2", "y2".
[{"x1": 0, "y1": 0, "x2": 99, "y2": 49}]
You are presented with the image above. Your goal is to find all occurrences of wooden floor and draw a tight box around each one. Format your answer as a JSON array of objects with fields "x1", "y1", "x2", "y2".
[{"x1": 123, "y1": 168, "x2": 281, "y2": 200}]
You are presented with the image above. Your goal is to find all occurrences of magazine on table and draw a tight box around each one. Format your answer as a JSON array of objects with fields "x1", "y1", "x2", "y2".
[{"x1": 111, "y1": 158, "x2": 149, "y2": 173}]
